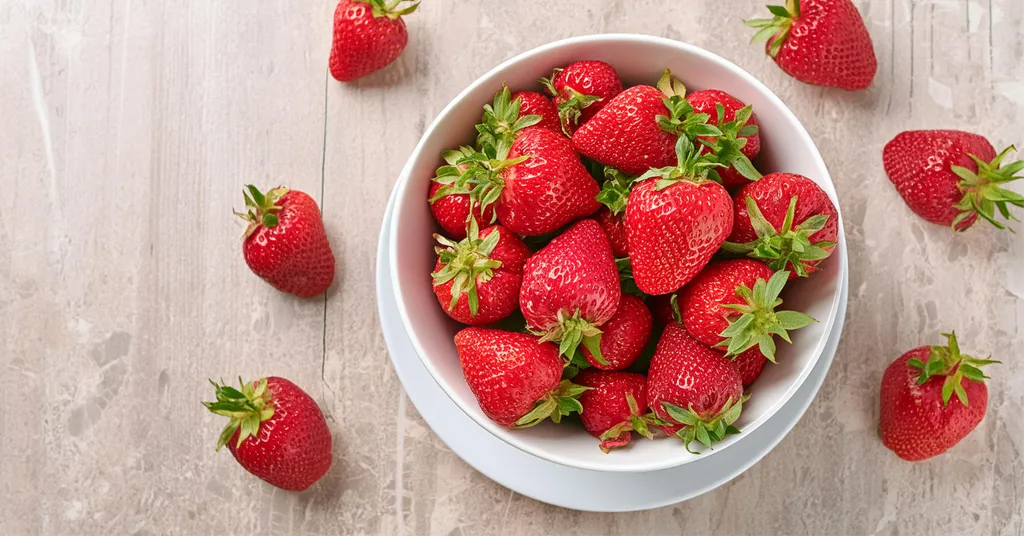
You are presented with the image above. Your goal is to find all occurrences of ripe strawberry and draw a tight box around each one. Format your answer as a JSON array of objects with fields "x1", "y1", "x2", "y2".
[
  {"x1": 512, "y1": 91, "x2": 562, "y2": 134},
  {"x1": 724, "y1": 172, "x2": 839, "y2": 278},
  {"x1": 594, "y1": 165, "x2": 634, "y2": 257},
  {"x1": 432, "y1": 223, "x2": 530, "y2": 325},
  {"x1": 520, "y1": 219, "x2": 621, "y2": 362},
  {"x1": 882, "y1": 130, "x2": 1024, "y2": 231},
  {"x1": 733, "y1": 347, "x2": 769, "y2": 387},
  {"x1": 236, "y1": 186, "x2": 335, "y2": 298},
  {"x1": 678, "y1": 261, "x2": 815, "y2": 363},
  {"x1": 476, "y1": 86, "x2": 543, "y2": 149},
  {"x1": 541, "y1": 60, "x2": 623, "y2": 134},
  {"x1": 581, "y1": 294, "x2": 653, "y2": 371},
  {"x1": 626, "y1": 137, "x2": 734, "y2": 295},
  {"x1": 646, "y1": 323, "x2": 746, "y2": 452},
  {"x1": 428, "y1": 146, "x2": 497, "y2": 239},
  {"x1": 880, "y1": 332, "x2": 998, "y2": 461},
  {"x1": 686, "y1": 89, "x2": 762, "y2": 189},
  {"x1": 746, "y1": 0, "x2": 876, "y2": 90},
  {"x1": 203, "y1": 377, "x2": 332, "y2": 491},
  {"x1": 329, "y1": 0, "x2": 418, "y2": 82},
  {"x1": 575, "y1": 370, "x2": 664, "y2": 452},
  {"x1": 454, "y1": 328, "x2": 588, "y2": 427}
]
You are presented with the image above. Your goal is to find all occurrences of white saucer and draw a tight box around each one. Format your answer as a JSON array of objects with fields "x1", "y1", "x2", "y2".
[{"x1": 376, "y1": 191, "x2": 848, "y2": 512}]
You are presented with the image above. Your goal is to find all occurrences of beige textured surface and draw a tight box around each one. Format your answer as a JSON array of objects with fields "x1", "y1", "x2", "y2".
[{"x1": 2, "y1": 0, "x2": 1022, "y2": 534}]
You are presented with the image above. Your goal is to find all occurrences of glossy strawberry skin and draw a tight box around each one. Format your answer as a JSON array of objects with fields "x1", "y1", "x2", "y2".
[
  {"x1": 582, "y1": 294, "x2": 653, "y2": 370},
  {"x1": 576, "y1": 370, "x2": 648, "y2": 447},
  {"x1": 687, "y1": 89, "x2": 761, "y2": 189},
  {"x1": 454, "y1": 328, "x2": 563, "y2": 427},
  {"x1": 883, "y1": 130, "x2": 996, "y2": 230},
  {"x1": 729, "y1": 172, "x2": 839, "y2": 275},
  {"x1": 879, "y1": 347, "x2": 988, "y2": 461},
  {"x1": 626, "y1": 179, "x2": 734, "y2": 295},
  {"x1": 329, "y1": 0, "x2": 411, "y2": 82},
  {"x1": 549, "y1": 60, "x2": 624, "y2": 132},
  {"x1": 768, "y1": 0, "x2": 877, "y2": 90},
  {"x1": 596, "y1": 207, "x2": 629, "y2": 257},
  {"x1": 243, "y1": 190, "x2": 336, "y2": 298},
  {"x1": 432, "y1": 226, "x2": 531, "y2": 325},
  {"x1": 520, "y1": 219, "x2": 621, "y2": 332},
  {"x1": 428, "y1": 181, "x2": 497, "y2": 240},
  {"x1": 499, "y1": 127, "x2": 601, "y2": 235},
  {"x1": 732, "y1": 347, "x2": 769, "y2": 387},
  {"x1": 572, "y1": 85, "x2": 678, "y2": 175},
  {"x1": 646, "y1": 323, "x2": 743, "y2": 433},
  {"x1": 512, "y1": 91, "x2": 563, "y2": 134},
  {"x1": 226, "y1": 377, "x2": 332, "y2": 491},
  {"x1": 678, "y1": 259, "x2": 775, "y2": 350}
]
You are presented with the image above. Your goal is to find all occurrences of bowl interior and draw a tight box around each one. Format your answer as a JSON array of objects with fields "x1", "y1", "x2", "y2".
[{"x1": 389, "y1": 35, "x2": 845, "y2": 473}]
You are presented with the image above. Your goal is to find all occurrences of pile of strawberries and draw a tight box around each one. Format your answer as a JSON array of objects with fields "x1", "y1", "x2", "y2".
[{"x1": 427, "y1": 60, "x2": 841, "y2": 453}]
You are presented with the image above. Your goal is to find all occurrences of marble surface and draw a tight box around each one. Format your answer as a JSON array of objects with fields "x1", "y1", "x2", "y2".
[{"x1": 2, "y1": 0, "x2": 1022, "y2": 534}]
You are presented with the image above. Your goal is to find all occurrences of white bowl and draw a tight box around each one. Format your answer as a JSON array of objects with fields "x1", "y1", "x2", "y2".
[{"x1": 389, "y1": 34, "x2": 847, "y2": 473}]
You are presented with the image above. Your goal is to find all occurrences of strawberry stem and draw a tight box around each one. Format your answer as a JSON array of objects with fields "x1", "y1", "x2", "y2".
[
  {"x1": 202, "y1": 377, "x2": 275, "y2": 451},
  {"x1": 513, "y1": 380, "x2": 590, "y2": 429},
  {"x1": 721, "y1": 195, "x2": 836, "y2": 277},
  {"x1": 950, "y1": 145, "x2": 1024, "y2": 232},
  {"x1": 744, "y1": 0, "x2": 800, "y2": 58},
  {"x1": 661, "y1": 394, "x2": 748, "y2": 453},
  {"x1": 906, "y1": 331, "x2": 999, "y2": 407},
  {"x1": 358, "y1": 0, "x2": 420, "y2": 20},
  {"x1": 716, "y1": 270, "x2": 815, "y2": 362},
  {"x1": 431, "y1": 220, "x2": 503, "y2": 317},
  {"x1": 235, "y1": 185, "x2": 288, "y2": 238}
]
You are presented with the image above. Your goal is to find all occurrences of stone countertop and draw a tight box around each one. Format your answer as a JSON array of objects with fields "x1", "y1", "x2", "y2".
[{"x1": 2, "y1": 0, "x2": 1022, "y2": 534}]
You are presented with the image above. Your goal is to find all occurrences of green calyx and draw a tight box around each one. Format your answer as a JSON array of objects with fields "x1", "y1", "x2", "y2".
[
  {"x1": 356, "y1": 0, "x2": 420, "y2": 20},
  {"x1": 431, "y1": 141, "x2": 529, "y2": 226},
  {"x1": 907, "y1": 331, "x2": 999, "y2": 407},
  {"x1": 513, "y1": 380, "x2": 590, "y2": 429},
  {"x1": 950, "y1": 145, "x2": 1024, "y2": 232},
  {"x1": 698, "y1": 103, "x2": 762, "y2": 181},
  {"x1": 716, "y1": 270, "x2": 816, "y2": 362},
  {"x1": 654, "y1": 70, "x2": 720, "y2": 141},
  {"x1": 431, "y1": 220, "x2": 503, "y2": 317},
  {"x1": 202, "y1": 377, "x2": 275, "y2": 451},
  {"x1": 745, "y1": 0, "x2": 801, "y2": 58},
  {"x1": 635, "y1": 135, "x2": 726, "y2": 190},
  {"x1": 535, "y1": 309, "x2": 608, "y2": 366},
  {"x1": 596, "y1": 393, "x2": 669, "y2": 452},
  {"x1": 540, "y1": 68, "x2": 604, "y2": 134},
  {"x1": 722, "y1": 196, "x2": 836, "y2": 277},
  {"x1": 616, "y1": 257, "x2": 646, "y2": 298},
  {"x1": 234, "y1": 185, "x2": 289, "y2": 237},
  {"x1": 595, "y1": 166, "x2": 634, "y2": 215},
  {"x1": 661, "y1": 394, "x2": 748, "y2": 454},
  {"x1": 476, "y1": 85, "x2": 542, "y2": 152}
]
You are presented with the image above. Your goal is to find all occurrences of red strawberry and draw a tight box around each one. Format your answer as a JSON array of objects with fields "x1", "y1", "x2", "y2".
[
  {"x1": 594, "y1": 165, "x2": 634, "y2": 257},
  {"x1": 428, "y1": 146, "x2": 498, "y2": 239},
  {"x1": 724, "y1": 172, "x2": 839, "y2": 278},
  {"x1": 596, "y1": 208, "x2": 629, "y2": 257},
  {"x1": 678, "y1": 261, "x2": 815, "y2": 363},
  {"x1": 746, "y1": 0, "x2": 876, "y2": 90},
  {"x1": 454, "y1": 328, "x2": 587, "y2": 427},
  {"x1": 686, "y1": 89, "x2": 762, "y2": 189},
  {"x1": 880, "y1": 332, "x2": 998, "y2": 461},
  {"x1": 432, "y1": 223, "x2": 530, "y2": 325},
  {"x1": 237, "y1": 186, "x2": 336, "y2": 298},
  {"x1": 520, "y1": 219, "x2": 621, "y2": 362},
  {"x1": 581, "y1": 295, "x2": 653, "y2": 371},
  {"x1": 575, "y1": 370, "x2": 662, "y2": 452},
  {"x1": 512, "y1": 91, "x2": 562, "y2": 134},
  {"x1": 626, "y1": 137, "x2": 734, "y2": 295},
  {"x1": 329, "y1": 0, "x2": 418, "y2": 82},
  {"x1": 476, "y1": 86, "x2": 545, "y2": 150},
  {"x1": 646, "y1": 323, "x2": 746, "y2": 452},
  {"x1": 882, "y1": 130, "x2": 1024, "y2": 231},
  {"x1": 203, "y1": 377, "x2": 332, "y2": 491},
  {"x1": 733, "y1": 347, "x2": 769, "y2": 387},
  {"x1": 541, "y1": 60, "x2": 624, "y2": 134}
]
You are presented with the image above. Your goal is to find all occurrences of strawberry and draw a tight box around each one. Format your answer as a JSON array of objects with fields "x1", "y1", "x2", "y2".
[
  {"x1": 475, "y1": 86, "x2": 543, "y2": 150},
  {"x1": 882, "y1": 130, "x2": 1024, "y2": 231},
  {"x1": 581, "y1": 295, "x2": 653, "y2": 371},
  {"x1": 432, "y1": 223, "x2": 530, "y2": 325},
  {"x1": 686, "y1": 89, "x2": 762, "y2": 189},
  {"x1": 328, "y1": 0, "x2": 419, "y2": 82},
  {"x1": 723, "y1": 172, "x2": 839, "y2": 278},
  {"x1": 541, "y1": 60, "x2": 623, "y2": 134},
  {"x1": 428, "y1": 146, "x2": 498, "y2": 239},
  {"x1": 454, "y1": 328, "x2": 588, "y2": 428},
  {"x1": 733, "y1": 347, "x2": 769, "y2": 387},
  {"x1": 512, "y1": 91, "x2": 563, "y2": 134},
  {"x1": 678, "y1": 261, "x2": 815, "y2": 363},
  {"x1": 746, "y1": 0, "x2": 876, "y2": 90},
  {"x1": 203, "y1": 377, "x2": 332, "y2": 491},
  {"x1": 626, "y1": 136, "x2": 734, "y2": 295},
  {"x1": 520, "y1": 219, "x2": 621, "y2": 362},
  {"x1": 236, "y1": 185, "x2": 336, "y2": 298},
  {"x1": 575, "y1": 370, "x2": 663, "y2": 452},
  {"x1": 880, "y1": 332, "x2": 998, "y2": 461},
  {"x1": 594, "y1": 165, "x2": 634, "y2": 257},
  {"x1": 646, "y1": 323, "x2": 746, "y2": 452}
]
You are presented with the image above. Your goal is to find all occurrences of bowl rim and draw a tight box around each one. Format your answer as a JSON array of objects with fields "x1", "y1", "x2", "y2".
[{"x1": 388, "y1": 33, "x2": 846, "y2": 473}]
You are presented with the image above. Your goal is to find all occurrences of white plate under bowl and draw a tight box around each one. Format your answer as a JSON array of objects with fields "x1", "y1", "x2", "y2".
[
  {"x1": 378, "y1": 191, "x2": 849, "y2": 511},
  {"x1": 389, "y1": 34, "x2": 847, "y2": 473}
]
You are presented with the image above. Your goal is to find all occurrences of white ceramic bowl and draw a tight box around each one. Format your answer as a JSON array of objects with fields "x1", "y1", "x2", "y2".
[{"x1": 389, "y1": 34, "x2": 847, "y2": 473}]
